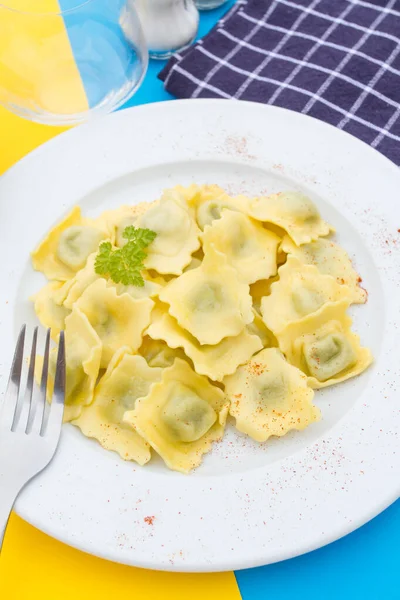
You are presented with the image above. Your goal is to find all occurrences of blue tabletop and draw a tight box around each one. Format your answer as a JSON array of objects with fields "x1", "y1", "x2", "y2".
[{"x1": 61, "y1": 1, "x2": 400, "y2": 597}]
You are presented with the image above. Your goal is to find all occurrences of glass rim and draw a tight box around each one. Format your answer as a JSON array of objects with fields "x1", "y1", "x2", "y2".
[{"x1": 0, "y1": 0, "x2": 96, "y2": 16}]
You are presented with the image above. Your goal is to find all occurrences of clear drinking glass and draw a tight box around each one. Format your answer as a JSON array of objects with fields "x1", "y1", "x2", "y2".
[{"x1": 0, "y1": 0, "x2": 148, "y2": 125}]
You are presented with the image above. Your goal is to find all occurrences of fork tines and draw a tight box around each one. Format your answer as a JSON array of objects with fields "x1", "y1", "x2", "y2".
[{"x1": 1, "y1": 326, "x2": 65, "y2": 436}]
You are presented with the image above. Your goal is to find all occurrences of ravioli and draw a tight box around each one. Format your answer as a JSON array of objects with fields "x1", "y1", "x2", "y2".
[
  {"x1": 136, "y1": 187, "x2": 201, "y2": 275},
  {"x1": 248, "y1": 192, "x2": 332, "y2": 245},
  {"x1": 174, "y1": 183, "x2": 227, "y2": 206},
  {"x1": 72, "y1": 348, "x2": 162, "y2": 465},
  {"x1": 31, "y1": 281, "x2": 71, "y2": 340},
  {"x1": 280, "y1": 235, "x2": 366, "y2": 304},
  {"x1": 31, "y1": 206, "x2": 108, "y2": 281},
  {"x1": 246, "y1": 309, "x2": 277, "y2": 348},
  {"x1": 125, "y1": 359, "x2": 229, "y2": 473},
  {"x1": 75, "y1": 278, "x2": 153, "y2": 368},
  {"x1": 95, "y1": 202, "x2": 155, "y2": 247},
  {"x1": 225, "y1": 348, "x2": 319, "y2": 442},
  {"x1": 261, "y1": 256, "x2": 353, "y2": 334},
  {"x1": 147, "y1": 312, "x2": 262, "y2": 381},
  {"x1": 58, "y1": 252, "x2": 100, "y2": 310},
  {"x1": 139, "y1": 336, "x2": 188, "y2": 368},
  {"x1": 159, "y1": 244, "x2": 253, "y2": 345},
  {"x1": 183, "y1": 256, "x2": 203, "y2": 272},
  {"x1": 202, "y1": 210, "x2": 280, "y2": 284},
  {"x1": 30, "y1": 183, "x2": 372, "y2": 473},
  {"x1": 148, "y1": 298, "x2": 171, "y2": 327},
  {"x1": 37, "y1": 308, "x2": 102, "y2": 422},
  {"x1": 114, "y1": 276, "x2": 164, "y2": 300},
  {"x1": 277, "y1": 301, "x2": 373, "y2": 388},
  {"x1": 250, "y1": 276, "x2": 279, "y2": 314},
  {"x1": 179, "y1": 183, "x2": 247, "y2": 230}
]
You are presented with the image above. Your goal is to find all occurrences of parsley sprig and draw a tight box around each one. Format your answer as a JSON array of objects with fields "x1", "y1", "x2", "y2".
[{"x1": 95, "y1": 226, "x2": 157, "y2": 287}]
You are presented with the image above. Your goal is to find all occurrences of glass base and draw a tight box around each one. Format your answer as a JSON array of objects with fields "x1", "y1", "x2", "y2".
[
  {"x1": 0, "y1": 61, "x2": 148, "y2": 126},
  {"x1": 195, "y1": 0, "x2": 229, "y2": 10},
  {"x1": 149, "y1": 35, "x2": 197, "y2": 60},
  {"x1": 150, "y1": 49, "x2": 180, "y2": 60}
]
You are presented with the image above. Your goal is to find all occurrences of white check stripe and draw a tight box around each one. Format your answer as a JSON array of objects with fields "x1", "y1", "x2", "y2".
[
  {"x1": 276, "y1": 0, "x2": 400, "y2": 45},
  {"x1": 371, "y1": 105, "x2": 400, "y2": 149},
  {"x1": 164, "y1": 62, "x2": 180, "y2": 87},
  {"x1": 239, "y1": 13, "x2": 400, "y2": 77},
  {"x1": 267, "y1": 1, "x2": 355, "y2": 106},
  {"x1": 302, "y1": 0, "x2": 394, "y2": 115},
  {"x1": 216, "y1": 0, "x2": 247, "y2": 28},
  {"x1": 233, "y1": 0, "x2": 322, "y2": 99},
  {"x1": 191, "y1": 45, "x2": 400, "y2": 143},
  {"x1": 174, "y1": 64, "x2": 231, "y2": 98},
  {"x1": 191, "y1": 1, "x2": 278, "y2": 99},
  {"x1": 338, "y1": 36, "x2": 400, "y2": 129},
  {"x1": 219, "y1": 28, "x2": 400, "y2": 111},
  {"x1": 351, "y1": 0, "x2": 400, "y2": 17}
]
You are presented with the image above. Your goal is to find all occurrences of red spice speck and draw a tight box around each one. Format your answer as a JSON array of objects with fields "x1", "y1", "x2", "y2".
[{"x1": 144, "y1": 516, "x2": 155, "y2": 526}]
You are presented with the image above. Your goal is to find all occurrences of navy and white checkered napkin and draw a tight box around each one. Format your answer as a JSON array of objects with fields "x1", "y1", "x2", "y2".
[{"x1": 159, "y1": 0, "x2": 400, "y2": 166}]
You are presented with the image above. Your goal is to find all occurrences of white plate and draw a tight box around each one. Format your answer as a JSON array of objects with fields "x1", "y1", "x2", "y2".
[{"x1": 0, "y1": 100, "x2": 399, "y2": 572}]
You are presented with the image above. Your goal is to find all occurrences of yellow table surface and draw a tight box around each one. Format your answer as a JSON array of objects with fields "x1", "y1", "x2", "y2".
[{"x1": 0, "y1": 106, "x2": 242, "y2": 600}]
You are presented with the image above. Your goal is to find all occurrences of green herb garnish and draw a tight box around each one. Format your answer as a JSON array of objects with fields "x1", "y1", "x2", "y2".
[{"x1": 95, "y1": 226, "x2": 157, "y2": 287}]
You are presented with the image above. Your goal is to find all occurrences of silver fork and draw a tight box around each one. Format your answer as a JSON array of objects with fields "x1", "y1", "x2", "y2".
[{"x1": 0, "y1": 325, "x2": 65, "y2": 550}]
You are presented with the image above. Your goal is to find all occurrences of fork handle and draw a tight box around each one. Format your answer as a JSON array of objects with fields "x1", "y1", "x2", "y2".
[{"x1": 0, "y1": 481, "x2": 22, "y2": 552}]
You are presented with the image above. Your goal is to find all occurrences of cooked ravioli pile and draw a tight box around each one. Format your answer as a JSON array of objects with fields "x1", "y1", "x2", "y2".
[{"x1": 31, "y1": 185, "x2": 372, "y2": 473}]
